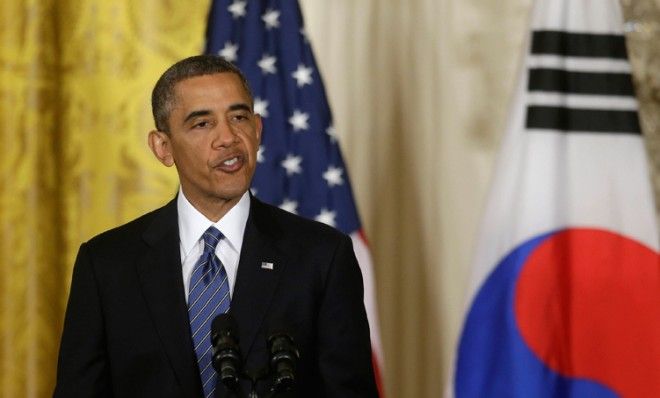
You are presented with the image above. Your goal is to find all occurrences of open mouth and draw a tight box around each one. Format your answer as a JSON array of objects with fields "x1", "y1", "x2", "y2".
[
  {"x1": 213, "y1": 155, "x2": 244, "y2": 172},
  {"x1": 223, "y1": 157, "x2": 238, "y2": 166}
]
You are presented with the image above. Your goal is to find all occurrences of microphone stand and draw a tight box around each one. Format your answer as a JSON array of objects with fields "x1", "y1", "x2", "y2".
[
  {"x1": 242, "y1": 368, "x2": 269, "y2": 398},
  {"x1": 227, "y1": 368, "x2": 292, "y2": 398}
]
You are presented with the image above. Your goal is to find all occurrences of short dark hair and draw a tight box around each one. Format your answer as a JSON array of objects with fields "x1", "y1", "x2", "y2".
[{"x1": 151, "y1": 55, "x2": 253, "y2": 132}]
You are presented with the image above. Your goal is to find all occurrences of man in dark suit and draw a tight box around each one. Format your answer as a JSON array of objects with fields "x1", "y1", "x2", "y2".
[{"x1": 54, "y1": 55, "x2": 378, "y2": 397}]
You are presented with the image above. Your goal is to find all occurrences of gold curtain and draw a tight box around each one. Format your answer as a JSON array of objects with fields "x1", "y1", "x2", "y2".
[{"x1": 0, "y1": 1, "x2": 209, "y2": 395}]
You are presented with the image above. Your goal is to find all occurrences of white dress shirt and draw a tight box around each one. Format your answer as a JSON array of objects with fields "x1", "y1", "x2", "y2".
[{"x1": 177, "y1": 188, "x2": 250, "y2": 301}]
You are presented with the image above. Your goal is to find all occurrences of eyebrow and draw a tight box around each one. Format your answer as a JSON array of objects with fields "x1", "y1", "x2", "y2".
[
  {"x1": 228, "y1": 103, "x2": 252, "y2": 112},
  {"x1": 182, "y1": 103, "x2": 253, "y2": 125},
  {"x1": 183, "y1": 110, "x2": 211, "y2": 124}
]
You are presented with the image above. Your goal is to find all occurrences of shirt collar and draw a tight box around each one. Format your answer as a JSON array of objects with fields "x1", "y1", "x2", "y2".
[{"x1": 177, "y1": 188, "x2": 250, "y2": 258}]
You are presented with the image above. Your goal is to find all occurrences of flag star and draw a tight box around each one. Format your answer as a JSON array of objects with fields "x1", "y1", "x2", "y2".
[
  {"x1": 262, "y1": 8, "x2": 280, "y2": 29},
  {"x1": 315, "y1": 208, "x2": 337, "y2": 227},
  {"x1": 279, "y1": 199, "x2": 298, "y2": 214},
  {"x1": 218, "y1": 41, "x2": 239, "y2": 62},
  {"x1": 254, "y1": 97, "x2": 269, "y2": 117},
  {"x1": 288, "y1": 110, "x2": 309, "y2": 132},
  {"x1": 323, "y1": 166, "x2": 344, "y2": 187},
  {"x1": 258, "y1": 54, "x2": 277, "y2": 74},
  {"x1": 257, "y1": 145, "x2": 265, "y2": 163},
  {"x1": 292, "y1": 64, "x2": 313, "y2": 88},
  {"x1": 281, "y1": 154, "x2": 303, "y2": 176},
  {"x1": 326, "y1": 125, "x2": 337, "y2": 143},
  {"x1": 250, "y1": 187, "x2": 258, "y2": 196},
  {"x1": 228, "y1": 0, "x2": 247, "y2": 19}
]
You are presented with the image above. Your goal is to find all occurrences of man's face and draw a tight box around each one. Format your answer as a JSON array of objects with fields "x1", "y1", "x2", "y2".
[{"x1": 152, "y1": 73, "x2": 262, "y2": 216}]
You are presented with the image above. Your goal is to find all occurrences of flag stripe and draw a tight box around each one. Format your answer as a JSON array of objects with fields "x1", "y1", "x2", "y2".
[
  {"x1": 527, "y1": 55, "x2": 631, "y2": 73},
  {"x1": 531, "y1": 31, "x2": 628, "y2": 58},
  {"x1": 527, "y1": 92, "x2": 638, "y2": 111},
  {"x1": 526, "y1": 106, "x2": 641, "y2": 133},
  {"x1": 527, "y1": 69, "x2": 635, "y2": 96}
]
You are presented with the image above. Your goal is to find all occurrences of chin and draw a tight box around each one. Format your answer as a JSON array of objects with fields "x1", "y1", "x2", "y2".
[{"x1": 212, "y1": 185, "x2": 250, "y2": 202}]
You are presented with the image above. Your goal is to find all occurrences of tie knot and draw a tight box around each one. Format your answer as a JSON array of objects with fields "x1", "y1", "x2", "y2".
[{"x1": 202, "y1": 226, "x2": 223, "y2": 254}]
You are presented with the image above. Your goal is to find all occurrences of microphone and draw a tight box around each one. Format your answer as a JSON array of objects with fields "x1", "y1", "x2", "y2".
[
  {"x1": 267, "y1": 324, "x2": 300, "y2": 393},
  {"x1": 211, "y1": 314, "x2": 242, "y2": 389}
]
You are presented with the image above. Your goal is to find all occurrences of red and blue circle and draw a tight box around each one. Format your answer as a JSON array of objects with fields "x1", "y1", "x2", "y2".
[{"x1": 455, "y1": 228, "x2": 660, "y2": 397}]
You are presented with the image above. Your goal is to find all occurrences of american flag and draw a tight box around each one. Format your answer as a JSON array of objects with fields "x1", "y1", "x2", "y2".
[{"x1": 205, "y1": 0, "x2": 384, "y2": 393}]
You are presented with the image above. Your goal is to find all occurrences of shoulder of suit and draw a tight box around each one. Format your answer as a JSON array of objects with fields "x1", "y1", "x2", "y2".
[
  {"x1": 82, "y1": 196, "x2": 352, "y2": 251},
  {"x1": 251, "y1": 197, "x2": 349, "y2": 243}
]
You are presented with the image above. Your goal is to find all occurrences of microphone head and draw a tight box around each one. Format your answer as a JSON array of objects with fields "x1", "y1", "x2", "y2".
[
  {"x1": 212, "y1": 314, "x2": 238, "y2": 345},
  {"x1": 266, "y1": 318, "x2": 298, "y2": 353},
  {"x1": 266, "y1": 318, "x2": 294, "y2": 341},
  {"x1": 212, "y1": 313, "x2": 238, "y2": 335},
  {"x1": 267, "y1": 320, "x2": 299, "y2": 392},
  {"x1": 211, "y1": 314, "x2": 242, "y2": 388}
]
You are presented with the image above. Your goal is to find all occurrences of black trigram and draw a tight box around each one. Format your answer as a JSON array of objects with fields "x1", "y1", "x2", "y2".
[{"x1": 525, "y1": 30, "x2": 641, "y2": 135}]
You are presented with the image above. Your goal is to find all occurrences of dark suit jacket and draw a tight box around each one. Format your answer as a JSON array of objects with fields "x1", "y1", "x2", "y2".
[{"x1": 54, "y1": 196, "x2": 378, "y2": 397}]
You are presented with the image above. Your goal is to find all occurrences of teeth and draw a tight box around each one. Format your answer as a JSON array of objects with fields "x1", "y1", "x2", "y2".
[{"x1": 223, "y1": 157, "x2": 238, "y2": 166}]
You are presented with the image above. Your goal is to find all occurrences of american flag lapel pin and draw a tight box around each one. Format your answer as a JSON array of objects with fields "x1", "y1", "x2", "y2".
[{"x1": 261, "y1": 261, "x2": 274, "y2": 270}]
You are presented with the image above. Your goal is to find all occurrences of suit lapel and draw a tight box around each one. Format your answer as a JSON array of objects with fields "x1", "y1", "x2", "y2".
[
  {"x1": 230, "y1": 198, "x2": 289, "y2": 358},
  {"x1": 135, "y1": 199, "x2": 202, "y2": 396}
]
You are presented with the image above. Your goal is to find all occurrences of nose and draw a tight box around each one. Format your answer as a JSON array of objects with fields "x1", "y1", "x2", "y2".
[{"x1": 212, "y1": 119, "x2": 238, "y2": 148}]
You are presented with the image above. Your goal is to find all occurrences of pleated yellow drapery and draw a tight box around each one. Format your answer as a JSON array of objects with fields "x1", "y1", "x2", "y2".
[{"x1": 0, "y1": 1, "x2": 209, "y2": 396}]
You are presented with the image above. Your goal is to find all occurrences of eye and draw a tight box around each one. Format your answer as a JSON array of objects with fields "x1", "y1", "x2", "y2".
[
  {"x1": 193, "y1": 120, "x2": 211, "y2": 129},
  {"x1": 230, "y1": 112, "x2": 250, "y2": 123}
]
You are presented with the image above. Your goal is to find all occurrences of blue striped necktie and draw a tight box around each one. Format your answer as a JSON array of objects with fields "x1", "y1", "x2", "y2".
[{"x1": 188, "y1": 226, "x2": 231, "y2": 398}]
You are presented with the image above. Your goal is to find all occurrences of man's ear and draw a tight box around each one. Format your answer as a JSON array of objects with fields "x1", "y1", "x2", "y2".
[
  {"x1": 254, "y1": 114, "x2": 263, "y2": 144},
  {"x1": 148, "y1": 130, "x2": 174, "y2": 167}
]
